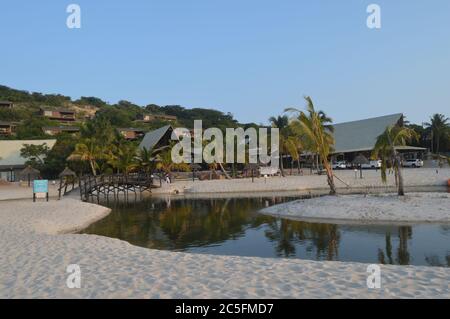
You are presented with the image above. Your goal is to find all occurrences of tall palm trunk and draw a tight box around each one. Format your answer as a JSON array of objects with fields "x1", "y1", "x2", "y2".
[
  {"x1": 316, "y1": 155, "x2": 320, "y2": 173},
  {"x1": 89, "y1": 160, "x2": 97, "y2": 176},
  {"x1": 218, "y1": 162, "x2": 232, "y2": 179},
  {"x1": 436, "y1": 134, "x2": 440, "y2": 154},
  {"x1": 279, "y1": 154, "x2": 285, "y2": 177},
  {"x1": 395, "y1": 155, "x2": 405, "y2": 196},
  {"x1": 324, "y1": 162, "x2": 336, "y2": 195}
]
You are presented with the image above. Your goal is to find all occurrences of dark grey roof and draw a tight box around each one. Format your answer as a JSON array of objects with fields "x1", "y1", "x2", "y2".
[
  {"x1": 332, "y1": 113, "x2": 403, "y2": 153},
  {"x1": 43, "y1": 126, "x2": 80, "y2": 131},
  {"x1": 40, "y1": 107, "x2": 74, "y2": 113},
  {"x1": 0, "y1": 121, "x2": 15, "y2": 126},
  {"x1": 117, "y1": 127, "x2": 145, "y2": 132},
  {"x1": 139, "y1": 125, "x2": 173, "y2": 151},
  {"x1": 394, "y1": 146, "x2": 427, "y2": 151}
]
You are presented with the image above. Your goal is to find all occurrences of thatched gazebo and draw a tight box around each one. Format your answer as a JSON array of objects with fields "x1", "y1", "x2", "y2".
[
  {"x1": 19, "y1": 165, "x2": 40, "y2": 187},
  {"x1": 58, "y1": 166, "x2": 77, "y2": 199},
  {"x1": 352, "y1": 154, "x2": 369, "y2": 179}
]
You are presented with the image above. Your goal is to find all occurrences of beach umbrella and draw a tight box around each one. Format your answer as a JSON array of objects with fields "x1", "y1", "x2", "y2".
[
  {"x1": 59, "y1": 166, "x2": 77, "y2": 178},
  {"x1": 19, "y1": 165, "x2": 40, "y2": 187},
  {"x1": 352, "y1": 154, "x2": 369, "y2": 179}
]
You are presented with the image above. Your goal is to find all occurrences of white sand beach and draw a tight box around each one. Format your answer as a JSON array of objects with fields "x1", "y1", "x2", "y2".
[
  {"x1": 153, "y1": 168, "x2": 450, "y2": 195},
  {"x1": 0, "y1": 182, "x2": 60, "y2": 201},
  {"x1": 261, "y1": 192, "x2": 450, "y2": 224},
  {"x1": 1, "y1": 198, "x2": 450, "y2": 298}
]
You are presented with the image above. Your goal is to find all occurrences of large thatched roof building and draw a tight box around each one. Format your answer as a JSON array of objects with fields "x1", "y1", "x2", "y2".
[{"x1": 332, "y1": 113, "x2": 426, "y2": 161}]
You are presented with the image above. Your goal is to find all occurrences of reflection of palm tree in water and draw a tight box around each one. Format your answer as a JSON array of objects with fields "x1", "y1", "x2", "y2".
[
  {"x1": 156, "y1": 198, "x2": 267, "y2": 249},
  {"x1": 378, "y1": 227, "x2": 411, "y2": 265},
  {"x1": 397, "y1": 226, "x2": 411, "y2": 265},
  {"x1": 265, "y1": 219, "x2": 340, "y2": 260}
]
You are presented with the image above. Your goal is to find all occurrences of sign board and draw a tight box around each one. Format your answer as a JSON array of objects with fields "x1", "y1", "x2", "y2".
[{"x1": 33, "y1": 180, "x2": 49, "y2": 201}]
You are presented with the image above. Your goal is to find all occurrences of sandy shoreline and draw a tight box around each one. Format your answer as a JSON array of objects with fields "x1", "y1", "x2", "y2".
[
  {"x1": 153, "y1": 168, "x2": 450, "y2": 195},
  {"x1": 1, "y1": 197, "x2": 450, "y2": 298},
  {"x1": 1, "y1": 168, "x2": 448, "y2": 200},
  {"x1": 261, "y1": 192, "x2": 450, "y2": 224}
]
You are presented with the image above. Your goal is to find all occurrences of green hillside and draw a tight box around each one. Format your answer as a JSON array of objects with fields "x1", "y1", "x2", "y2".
[{"x1": 0, "y1": 85, "x2": 256, "y2": 140}]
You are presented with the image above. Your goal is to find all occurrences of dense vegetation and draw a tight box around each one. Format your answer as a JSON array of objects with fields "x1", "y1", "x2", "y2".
[
  {"x1": 0, "y1": 85, "x2": 256, "y2": 178},
  {"x1": 0, "y1": 85, "x2": 254, "y2": 135}
]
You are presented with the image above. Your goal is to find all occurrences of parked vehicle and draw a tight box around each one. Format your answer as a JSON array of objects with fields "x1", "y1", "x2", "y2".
[
  {"x1": 360, "y1": 160, "x2": 382, "y2": 169},
  {"x1": 402, "y1": 159, "x2": 424, "y2": 168},
  {"x1": 332, "y1": 161, "x2": 347, "y2": 169}
]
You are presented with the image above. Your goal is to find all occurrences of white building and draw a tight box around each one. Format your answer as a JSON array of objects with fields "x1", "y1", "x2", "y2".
[{"x1": 0, "y1": 139, "x2": 56, "y2": 181}]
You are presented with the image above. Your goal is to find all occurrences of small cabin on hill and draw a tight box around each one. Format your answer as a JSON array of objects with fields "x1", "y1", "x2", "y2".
[
  {"x1": 0, "y1": 121, "x2": 17, "y2": 137},
  {"x1": 117, "y1": 128, "x2": 146, "y2": 140},
  {"x1": 0, "y1": 101, "x2": 13, "y2": 109},
  {"x1": 39, "y1": 108, "x2": 76, "y2": 122}
]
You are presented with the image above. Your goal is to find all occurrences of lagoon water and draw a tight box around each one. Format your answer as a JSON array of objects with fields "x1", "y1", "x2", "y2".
[{"x1": 83, "y1": 194, "x2": 450, "y2": 267}]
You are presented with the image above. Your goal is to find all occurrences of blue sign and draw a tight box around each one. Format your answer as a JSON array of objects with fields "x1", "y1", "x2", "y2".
[{"x1": 33, "y1": 180, "x2": 48, "y2": 193}]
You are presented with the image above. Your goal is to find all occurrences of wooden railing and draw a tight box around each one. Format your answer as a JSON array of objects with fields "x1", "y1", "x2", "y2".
[{"x1": 79, "y1": 172, "x2": 158, "y2": 202}]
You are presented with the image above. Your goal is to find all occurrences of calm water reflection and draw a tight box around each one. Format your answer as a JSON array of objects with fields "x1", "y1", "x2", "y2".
[{"x1": 83, "y1": 195, "x2": 450, "y2": 267}]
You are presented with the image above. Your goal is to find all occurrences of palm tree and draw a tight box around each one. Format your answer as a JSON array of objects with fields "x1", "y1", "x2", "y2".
[
  {"x1": 107, "y1": 143, "x2": 138, "y2": 174},
  {"x1": 424, "y1": 114, "x2": 449, "y2": 154},
  {"x1": 372, "y1": 125, "x2": 419, "y2": 196},
  {"x1": 136, "y1": 147, "x2": 157, "y2": 174},
  {"x1": 285, "y1": 135, "x2": 303, "y2": 174},
  {"x1": 156, "y1": 148, "x2": 190, "y2": 173},
  {"x1": 285, "y1": 96, "x2": 336, "y2": 194},
  {"x1": 269, "y1": 115, "x2": 290, "y2": 177},
  {"x1": 68, "y1": 138, "x2": 103, "y2": 176}
]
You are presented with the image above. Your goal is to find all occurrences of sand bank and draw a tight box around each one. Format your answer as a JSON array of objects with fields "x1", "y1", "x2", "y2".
[
  {"x1": 1, "y1": 198, "x2": 449, "y2": 298},
  {"x1": 261, "y1": 192, "x2": 450, "y2": 224}
]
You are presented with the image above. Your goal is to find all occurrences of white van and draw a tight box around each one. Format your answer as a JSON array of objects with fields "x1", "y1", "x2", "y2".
[
  {"x1": 402, "y1": 159, "x2": 424, "y2": 168},
  {"x1": 360, "y1": 160, "x2": 382, "y2": 169}
]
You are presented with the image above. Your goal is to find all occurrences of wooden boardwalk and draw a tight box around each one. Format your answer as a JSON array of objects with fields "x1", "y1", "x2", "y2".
[{"x1": 79, "y1": 173, "x2": 159, "y2": 202}]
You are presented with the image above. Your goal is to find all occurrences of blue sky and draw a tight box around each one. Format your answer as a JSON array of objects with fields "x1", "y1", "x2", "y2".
[{"x1": 1, "y1": 0, "x2": 449, "y2": 125}]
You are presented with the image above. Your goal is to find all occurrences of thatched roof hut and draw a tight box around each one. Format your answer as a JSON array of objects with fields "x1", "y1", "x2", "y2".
[
  {"x1": 352, "y1": 154, "x2": 370, "y2": 166},
  {"x1": 59, "y1": 166, "x2": 76, "y2": 178},
  {"x1": 19, "y1": 165, "x2": 40, "y2": 178}
]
